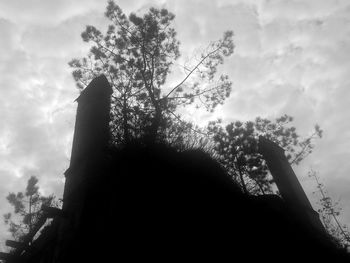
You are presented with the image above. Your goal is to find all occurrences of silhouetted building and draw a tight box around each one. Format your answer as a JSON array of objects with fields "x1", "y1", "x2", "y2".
[{"x1": 1, "y1": 75, "x2": 349, "y2": 263}]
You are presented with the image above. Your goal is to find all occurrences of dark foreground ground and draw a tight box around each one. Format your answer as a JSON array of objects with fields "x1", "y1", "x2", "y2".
[{"x1": 60, "y1": 143, "x2": 348, "y2": 263}]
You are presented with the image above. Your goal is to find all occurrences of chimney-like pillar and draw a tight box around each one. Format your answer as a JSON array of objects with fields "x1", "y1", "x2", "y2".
[
  {"x1": 258, "y1": 136, "x2": 326, "y2": 234},
  {"x1": 56, "y1": 75, "x2": 112, "y2": 263},
  {"x1": 62, "y1": 75, "x2": 112, "y2": 210}
]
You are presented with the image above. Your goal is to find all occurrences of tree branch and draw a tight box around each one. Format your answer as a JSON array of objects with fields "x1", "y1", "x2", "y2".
[{"x1": 165, "y1": 45, "x2": 222, "y2": 98}]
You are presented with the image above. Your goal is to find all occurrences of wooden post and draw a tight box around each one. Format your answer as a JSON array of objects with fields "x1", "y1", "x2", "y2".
[{"x1": 5, "y1": 240, "x2": 25, "y2": 250}]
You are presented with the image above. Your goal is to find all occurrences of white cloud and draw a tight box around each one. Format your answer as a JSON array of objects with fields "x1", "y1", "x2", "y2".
[
  {"x1": 0, "y1": 0, "x2": 105, "y2": 26},
  {"x1": 0, "y1": 0, "x2": 350, "y2": 247}
]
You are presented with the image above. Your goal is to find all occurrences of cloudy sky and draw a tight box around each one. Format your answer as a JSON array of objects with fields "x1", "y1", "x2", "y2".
[{"x1": 0, "y1": 0, "x2": 350, "y2": 248}]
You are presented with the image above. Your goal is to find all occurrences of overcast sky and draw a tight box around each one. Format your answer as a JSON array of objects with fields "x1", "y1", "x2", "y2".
[{"x1": 0, "y1": 0, "x2": 350, "y2": 248}]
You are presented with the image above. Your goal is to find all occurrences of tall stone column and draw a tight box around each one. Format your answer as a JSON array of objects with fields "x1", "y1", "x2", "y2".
[
  {"x1": 258, "y1": 136, "x2": 326, "y2": 234},
  {"x1": 63, "y1": 74, "x2": 112, "y2": 211},
  {"x1": 57, "y1": 75, "x2": 112, "y2": 262}
]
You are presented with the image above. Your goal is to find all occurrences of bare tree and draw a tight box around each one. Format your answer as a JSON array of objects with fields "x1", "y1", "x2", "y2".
[{"x1": 309, "y1": 170, "x2": 350, "y2": 248}]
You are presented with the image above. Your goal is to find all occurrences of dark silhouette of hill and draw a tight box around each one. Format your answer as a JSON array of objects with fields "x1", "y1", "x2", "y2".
[{"x1": 69, "y1": 142, "x2": 349, "y2": 263}]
